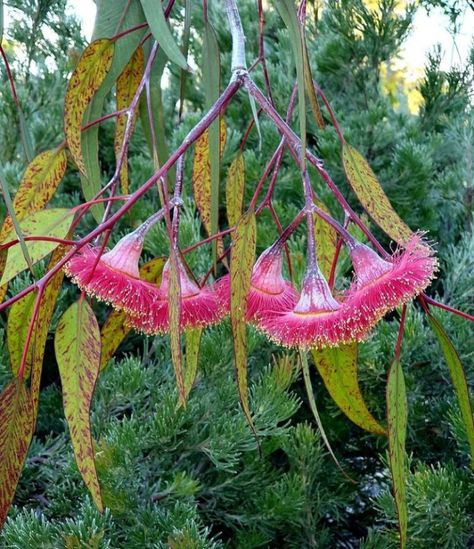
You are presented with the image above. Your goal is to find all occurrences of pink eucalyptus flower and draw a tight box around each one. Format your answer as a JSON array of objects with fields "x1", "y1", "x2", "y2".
[
  {"x1": 215, "y1": 247, "x2": 299, "y2": 321},
  {"x1": 344, "y1": 233, "x2": 438, "y2": 324},
  {"x1": 64, "y1": 233, "x2": 160, "y2": 316},
  {"x1": 126, "y1": 257, "x2": 224, "y2": 334},
  {"x1": 256, "y1": 267, "x2": 357, "y2": 349}
]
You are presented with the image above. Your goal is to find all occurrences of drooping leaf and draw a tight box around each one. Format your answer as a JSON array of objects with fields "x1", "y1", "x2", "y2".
[
  {"x1": 55, "y1": 300, "x2": 103, "y2": 511},
  {"x1": 231, "y1": 211, "x2": 257, "y2": 430},
  {"x1": 313, "y1": 200, "x2": 337, "y2": 280},
  {"x1": 202, "y1": 18, "x2": 221, "y2": 265},
  {"x1": 312, "y1": 344, "x2": 386, "y2": 435},
  {"x1": 0, "y1": 148, "x2": 68, "y2": 239},
  {"x1": 30, "y1": 243, "x2": 69, "y2": 419},
  {"x1": 427, "y1": 312, "x2": 474, "y2": 468},
  {"x1": 184, "y1": 328, "x2": 202, "y2": 400},
  {"x1": 100, "y1": 257, "x2": 165, "y2": 370},
  {"x1": 226, "y1": 153, "x2": 245, "y2": 228},
  {"x1": 140, "y1": 0, "x2": 189, "y2": 70},
  {"x1": 386, "y1": 358, "x2": 408, "y2": 548},
  {"x1": 178, "y1": 0, "x2": 191, "y2": 118},
  {"x1": 114, "y1": 46, "x2": 144, "y2": 195},
  {"x1": 303, "y1": 38, "x2": 325, "y2": 130},
  {"x1": 138, "y1": 46, "x2": 173, "y2": 186},
  {"x1": 7, "y1": 292, "x2": 36, "y2": 378},
  {"x1": 0, "y1": 379, "x2": 34, "y2": 528},
  {"x1": 168, "y1": 248, "x2": 185, "y2": 406},
  {"x1": 0, "y1": 208, "x2": 74, "y2": 285},
  {"x1": 18, "y1": 108, "x2": 33, "y2": 163},
  {"x1": 274, "y1": 0, "x2": 306, "y2": 159},
  {"x1": 64, "y1": 39, "x2": 114, "y2": 174},
  {"x1": 82, "y1": 0, "x2": 146, "y2": 222},
  {"x1": 342, "y1": 143, "x2": 412, "y2": 244},
  {"x1": 300, "y1": 351, "x2": 354, "y2": 481}
]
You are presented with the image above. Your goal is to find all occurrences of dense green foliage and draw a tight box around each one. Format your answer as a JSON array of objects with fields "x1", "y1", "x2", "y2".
[{"x1": 0, "y1": 0, "x2": 473, "y2": 546}]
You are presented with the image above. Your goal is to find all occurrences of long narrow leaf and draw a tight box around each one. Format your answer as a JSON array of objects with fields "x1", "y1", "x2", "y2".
[
  {"x1": 427, "y1": 312, "x2": 474, "y2": 468},
  {"x1": 386, "y1": 358, "x2": 408, "y2": 548}
]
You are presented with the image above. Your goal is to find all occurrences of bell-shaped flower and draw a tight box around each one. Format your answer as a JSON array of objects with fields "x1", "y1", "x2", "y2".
[
  {"x1": 126, "y1": 257, "x2": 224, "y2": 334},
  {"x1": 215, "y1": 246, "x2": 299, "y2": 321},
  {"x1": 256, "y1": 266, "x2": 356, "y2": 349},
  {"x1": 345, "y1": 233, "x2": 438, "y2": 324},
  {"x1": 64, "y1": 232, "x2": 160, "y2": 316}
]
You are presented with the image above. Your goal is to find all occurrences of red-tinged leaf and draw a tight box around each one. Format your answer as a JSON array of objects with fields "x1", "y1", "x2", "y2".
[
  {"x1": 0, "y1": 379, "x2": 34, "y2": 528},
  {"x1": 168, "y1": 249, "x2": 185, "y2": 407},
  {"x1": 30, "y1": 243, "x2": 69, "y2": 419},
  {"x1": 100, "y1": 257, "x2": 165, "y2": 370},
  {"x1": 300, "y1": 351, "x2": 354, "y2": 481},
  {"x1": 231, "y1": 211, "x2": 257, "y2": 429},
  {"x1": 114, "y1": 47, "x2": 144, "y2": 195},
  {"x1": 192, "y1": 119, "x2": 227, "y2": 236},
  {"x1": 64, "y1": 39, "x2": 114, "y2": 174},
  {"x1": 226, "y1": 153, "x2": 245, "y2": 228},
  {"x1": 386, "y1": 358, "x2": 408, "y2": 548},
  {"x1": 312, "y1": 344, "x2": 386, "y2": 435},
  {"x1": 55, "y1": 299, "x2": 103, "y2": 511},
  {"x1": 426, "y1": 312, "x2": 474, "y2": 468},
  {"x1": 303, "y1": 39, "x2": 325, "y2": 130},
  {"x1": 7, "y1": 292, "x2": 36, "y2": 378},
  {"x1": 0, "y1": 148, "x2": 67, "y2": 240},
  {"x1": 0, "y1": 208, "x2": 74, "y2": 285},
  {"x1": 342, "y1": 143, "x2": 412, "y2": 244},
  {"x1": 184, "y1": 328, "x2": 202, "y2": 401},
  {"x1": 313, "y1": 200, "x2": 337, "y2": 280}
]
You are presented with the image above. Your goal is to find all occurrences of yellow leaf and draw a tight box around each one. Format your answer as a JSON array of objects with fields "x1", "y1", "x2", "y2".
[
  {"x1": 168, "y1": 250, "x2": 185, "y2": 406},
  {"x1": 313, "y1": 200, "x2": 337, "y2": 280},
  {"x1": 0, "y1": 379, "x2": 34, "y2": 528},
  {"x1": 231, "y1": 211, "x2": 257, "y2": 430},
  {"x1": 184, "y1": 328, "x2": 202, "y2": 401},
  {"x1": 30, "y1": 243, "x2": 69, "y2": 418},
  {"x1": 100, "y1": 257, "x2": 166, "y2": 370},
  {"x1": 7, "y1": 292, "x2": 36, "y2": 378},
  {"x1": 64, "y1": 39, "x2": 114, "y2": 174},
  {"x1": 226, "y1": 153, "x2": 245, "y2": 228},
  {"x1": 114, "y1": 47, "x2": 144, "y2": 195},
  {"x1": 312, "y1": 344, "x2": 386, "y2": 435},
  {"x1": 192, "y1": 118, "x2": 226, "y2": 234},
  {"x1": 0, "y1": 149, "x2": 68, "y2": 240},
  {"x1": 0, "y1": 208, "x2": 74, "y2": 286},
  {"x1": 55, "y1": 300, "x2": 103, "y2": 511},
  {"x1": 342, "y1": 143, "x2": 412, "y2": 244}
]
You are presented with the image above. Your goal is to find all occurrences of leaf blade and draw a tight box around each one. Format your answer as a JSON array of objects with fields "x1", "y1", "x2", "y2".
[
  {"x1": 312, "y1": 344, "x2": 386, "y2": 435},
  {"x1": 0, "y1": 208, "x2": 74, "y2": 285},
  {"x1": 427, "y1": 312, "x2": 474, "y2": 467},
  {"x1": 342, "y1": 143, "x2": 412, "y2": 244},
  {"x1": 386, "y1": 358, "x2": 408, "y2": 548},
  {"x1": 0, "y1": 379, "x2": 34, "y2": 528},
  {"x1": 231, "y1": 211, "x2": 257, "y2": 430},
  {"x1": 226, "y1": 153, "x2": 245, "y2": 228},
  {"x1": 140, "y1": 0, "x2": 188, "y2": 70},
  {"x1": 55, "y1": 300, "x2": 103, "y2": 511},
  {"x1": 64, "y1": 38, "x2": 115, "y2": 174}
]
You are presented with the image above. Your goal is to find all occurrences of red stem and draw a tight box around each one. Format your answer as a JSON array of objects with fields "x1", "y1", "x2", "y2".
[{"x1": 421, "y1": 294, "x2": 474, "y2": 323}]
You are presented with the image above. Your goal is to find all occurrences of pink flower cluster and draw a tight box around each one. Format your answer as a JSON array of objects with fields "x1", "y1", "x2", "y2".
[{"x1": 65, "y1": 231, "x2": 437, "y2": 349}]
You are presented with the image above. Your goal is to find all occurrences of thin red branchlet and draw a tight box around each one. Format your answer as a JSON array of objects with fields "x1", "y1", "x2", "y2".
[
  {"x1": 215, "y1": 246, "x2": 299, "y2": 321},
  {"x1": 126, "y1": 256, "x2": 224, "y2": 334}
]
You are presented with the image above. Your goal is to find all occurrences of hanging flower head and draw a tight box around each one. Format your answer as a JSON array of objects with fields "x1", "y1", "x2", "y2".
[
  {"x1": 126, "y1": 256, "x2": 224, "y2": 334},
  {"x1": 344, "y1": 233, "x2": 438, "y2": 324},
  {"x1": 64, "y1": 231, "x2": 160, "y2": 316},
  {"x1": 256, "y1": 266, "x2": 358, "y2": 349},
  {"x1": 215, "y1": 245, "x2": 299, "y2": 321}
]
